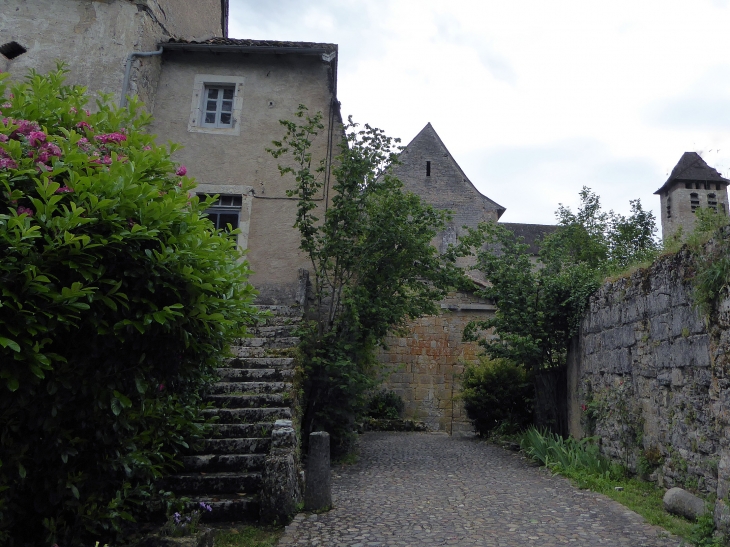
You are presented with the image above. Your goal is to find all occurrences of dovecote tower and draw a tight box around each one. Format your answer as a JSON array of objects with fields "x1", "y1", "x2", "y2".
[{"x1": 655, "y1": 152, "x2": 730, "y2": 240}]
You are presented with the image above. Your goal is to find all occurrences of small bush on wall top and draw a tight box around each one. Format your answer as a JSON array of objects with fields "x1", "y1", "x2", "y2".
[
  {"x1": 460, "y1": 357, "x2": 533, "y2": 436},
  {"x1": 365, "y1": 390, "x2": 405, "y2": 420},
  {"x1": 0, "y1": 67, "x2": 258, "y2": 546}
]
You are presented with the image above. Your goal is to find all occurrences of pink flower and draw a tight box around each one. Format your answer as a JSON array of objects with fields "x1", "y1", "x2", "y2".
[
  {"x1": 17, "y1": 206, "x2": 33, "y2": 216},
  {"x1": 0, "y1": 157, "x2": 17, "y2": 169},
  {"x1": 0, "y1": 134, "x2": 8, "y2": 142},
  {"x1": 55, "y1": 186, "x2": 74, "y2": 194},
  {"x1": 76, "y1": 137, "x2": 88, "y2": 145},
  {"x1": 175, "y1": 165, "x2": 187, "y2": 176},
  {"x1": 94, "y1": 133, "x2": 126, "y2": 145},
  {"x1": 43, "y1": 142, "x2": 62, "y2": 157},
  {"x1": 142, "y1": 145, "x2": 152, "y2": 151},
  {"x1": 127, "y1": 218, "x2": 137, "y2": 228},
  {"x1": 101, "y1": 155, "x2": 112, "y2": 165},
  {"x1": 36, "y1": 162, "x2": 50, "y2": 172},
  {"x1": 37, "y1": 151, "x2": 50, "y2": 163},
  {"x1": 84, "y1": 109, "x2": 90, "y2": 116},
  {"x1": 27, "y1": 131, "x2": 46, "y2": 145},
  {"x1": 158, "y1": 383, "x2": 165, "y2": 391},
  {"x1": 76, "y1": 121, "x2": 91, "y2": 130},
  {"x1": 69, "y1": 107, "x2": 78, "y2": 114},
  {"x1": 1, "y1": 102, "x2": 10, "y2": 109},
  {"x1": 581, "y1": 404, "x2": 587, "y2": 412}
]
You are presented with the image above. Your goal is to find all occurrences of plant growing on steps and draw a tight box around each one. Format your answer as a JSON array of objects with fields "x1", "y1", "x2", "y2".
[
  {"x1": 268, "y1": 106, "x2": 467, "y2": 457},
  {"x1": 0, "y1": 66, "x2": 259, "y2": 546}
]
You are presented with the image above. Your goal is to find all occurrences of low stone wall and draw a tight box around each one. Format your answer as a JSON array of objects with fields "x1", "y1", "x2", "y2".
[
  {"x1": 568, "y1": 240, "x2": 730, "y2": 505},
  {"x1": 378, "y1": 291, "x2": 493, "y2": 435}
]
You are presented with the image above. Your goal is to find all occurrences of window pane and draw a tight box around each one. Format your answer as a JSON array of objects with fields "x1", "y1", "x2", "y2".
[
  {"x1": 220, "y1": 113, "x2": 232, "y2": 125},
  {"x1": 205, "y1": 112, "x2": 215, "y2": 124},
  {"x1": 219, "y1": 213, "x2": 239, "y2": 229},
  {"x1": 221, "y1": 100, "x2": 233, "y2": 112},
  {"x1": 207, "y1": 88, "x2": 219, "y2": 99},
  {"x1": 232, "y1": 196, "x2": 243, "y2": 207},
  {"x1": 207, "y1": 212, "x2": 220, "y2": 228},
  {"x1": 223, "y1": 88, "x2": 234, "y2": 100},
  {"x1": 206, "y1": 100, "x2": 217, "y2": 111}
]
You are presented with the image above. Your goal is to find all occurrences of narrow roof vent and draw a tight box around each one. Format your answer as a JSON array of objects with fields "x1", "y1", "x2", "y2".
[{"x1": 0, "y1": 41, "x2": 27, "y2": 60}]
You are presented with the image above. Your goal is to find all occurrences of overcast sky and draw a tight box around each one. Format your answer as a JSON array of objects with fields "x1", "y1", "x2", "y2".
[{"x1": 229, "y1": 0, "x2": 730, "y2": 228}]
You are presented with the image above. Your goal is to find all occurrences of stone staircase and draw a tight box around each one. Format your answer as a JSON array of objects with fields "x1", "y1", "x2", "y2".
[{"x1": 166, "y1": 305, "x2": 302, "y2": 522}]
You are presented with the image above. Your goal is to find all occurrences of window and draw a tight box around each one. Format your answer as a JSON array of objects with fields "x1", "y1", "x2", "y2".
[
  {"x1": 685, "y1": 182, "x2": 692, "y2": 189},
  {"x1": 188, "y1": 74, "x2": 245, "y2": 136},
  {"x1": 0, "y1": 41, "x2": 26, "y2": 60},
  {"x1": 690, "y1": 192, "x2": 700, "y2": 212},
  {"x1": 426, "y1": 161, "x2": 431, "y2": 177},
  {"x1": 202, "y1": 85, "x2": 234, "y2": 128},
  {"x1": 199, "y1": 194, "x2": 242, "y2": 231},
  {"x1": 708, "y1": 193, "x2": 718, "y2": 211},
  {"x1": 666, "y1": 196, "x2": 671, "y2": 218}
]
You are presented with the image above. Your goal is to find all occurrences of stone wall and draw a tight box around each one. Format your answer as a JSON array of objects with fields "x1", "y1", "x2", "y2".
[
  {"x1": 378, "y1": 291, "x2": 494, "y2": 435},
  {"x1": 568, "y1": 236, "x2": 730, "y2": 503}
]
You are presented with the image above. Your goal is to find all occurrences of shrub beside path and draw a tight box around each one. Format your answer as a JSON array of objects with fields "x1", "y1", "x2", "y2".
[{"x1": 278, "y1": 432, "x2": 681, "y2": 547}]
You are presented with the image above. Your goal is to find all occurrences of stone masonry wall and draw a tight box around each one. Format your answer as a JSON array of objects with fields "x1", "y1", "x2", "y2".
[
  {"x1": 568, "y1": 237, "x2": 730, "y2": 503},
  {"x1": 378, "y1": 291, "x2": 494, "y2": 436}
]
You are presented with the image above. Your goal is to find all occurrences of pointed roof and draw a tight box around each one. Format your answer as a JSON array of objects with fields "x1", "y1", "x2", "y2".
[
  {"x1": 397, "y1": 123, "x2": 506, "y2": 218},
  {"x1": 654, "y1": 152, "x2": 730, "y2": 194}
]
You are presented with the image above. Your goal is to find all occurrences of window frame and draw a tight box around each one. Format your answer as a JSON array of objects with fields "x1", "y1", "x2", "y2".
[
  {"x1": 188, "y1": 74, "x2": 245, "y2": 136},
  {"x1": 201, "y1": 85, "x2": 235, "y2": 129}
]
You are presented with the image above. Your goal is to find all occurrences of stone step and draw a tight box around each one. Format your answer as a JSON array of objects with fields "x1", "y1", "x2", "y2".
[
  {"x1": 235, "y1": 336, "x2": 300, "y2": 349},
  {"x1": 166, "y1": 472, "x2": 261, "y2": 496},
  {"x1": 190, "y1": 495, "x2": 260, "y2": 523},
  {"x1": 211, "y1": 423, "x2": 273, "y2": 439},
  {"x1": 183, "y1": 453, "x2": 266, "y2": 473},
  {"x1": 216, "y1": 367, "x2": 294, "y2": 382},
  {"x1": 199, "y1": 437, "x2": 271, "y2": 455},
  {"x1": 222, "y1": 357, "x2": 296, "y2": 370},
  {"x1": 210, "y1": 382, "x2": 291, "y2": 395},
  {"x1": 255, "y1": 314, "x2": 303, "y2": 327},
  {"x1": 255, "y1": 305, "x2": 304, "y2": 317},
  {"x1": 228, "y1": 347, "x2": 298, "y2": 359},
  {"x1": 202, "y1": 407, "x2": 292, "y2": 424},
  {"x1": 248, "y1": 324, "x2": 300, "y2": 338},
  {"x1": 204, "y1": 393, "x2": 285, "y2": 408}
]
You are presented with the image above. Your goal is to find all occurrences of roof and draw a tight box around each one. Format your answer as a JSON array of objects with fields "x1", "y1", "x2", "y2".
[
  {"x1": 654, "y1": 152, "x2": 730, "y2": 194},
  {"x1": 164, "y1": 37, "x2": 338, "y2": 57},
  {"x1": 499, "y1": 223, "x2": 558, "y2": 255}
]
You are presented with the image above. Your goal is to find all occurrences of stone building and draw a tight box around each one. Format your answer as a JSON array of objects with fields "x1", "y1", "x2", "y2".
[
  {"x1": 655, "y1": 152, "x2": 730, "y2": 240},
  {"x1": 377, "y1": 123, "x2": 555, "y2": 434}
]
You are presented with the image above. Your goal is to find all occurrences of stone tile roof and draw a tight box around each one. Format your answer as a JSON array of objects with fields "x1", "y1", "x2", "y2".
[
  {"x1": 654, "y1": 152, "x2": 730, "y2": 194},
  {"x1": 500, "y1": 222, "x2": 558, "y2": 255},
  {"x1": 166, "y1": 37, "x2": 337, "y2": 53}
]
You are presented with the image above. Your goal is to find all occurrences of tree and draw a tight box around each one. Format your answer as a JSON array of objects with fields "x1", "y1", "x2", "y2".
[
  {"x1": 465, "y1": 187, "x2": 658, "y2": 372},
  {"x1": 0, "y1": 67, "x2": 258, "y2": 546},
  {"x1": 268, "y1": 107, "x2": 466, "y2": 456}
]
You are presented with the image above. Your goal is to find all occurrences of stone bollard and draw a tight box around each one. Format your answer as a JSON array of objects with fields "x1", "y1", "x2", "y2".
[
  {"x1": 663, "y1": 487, "x2": 707, "y2": 520},
  {"x1": 304, "y1": 431, "x2": 332, "y2": 511}
]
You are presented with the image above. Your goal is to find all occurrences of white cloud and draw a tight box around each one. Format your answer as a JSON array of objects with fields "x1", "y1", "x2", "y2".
[{"x1": 229, "y1": 0, "x2": 730, "y2": 235}]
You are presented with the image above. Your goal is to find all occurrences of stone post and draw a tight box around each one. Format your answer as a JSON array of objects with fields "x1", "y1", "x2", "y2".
[
  {"x1": 259, "y1": 419, "x2": 302, "y2": 523},
  {"x1": 304, "y1": 431, "x2": 332, "y2": 511}
]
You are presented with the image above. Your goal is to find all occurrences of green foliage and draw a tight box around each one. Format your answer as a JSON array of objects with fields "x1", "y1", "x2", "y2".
[
  {"x1": 0, "y1": 67, "x2": 258, "y2": 546},
  {"x1": 689, "y1": 511, "x2": 723, "y2": 547},
  {"x1": 214, "y1": 526, "x2": 282, "y2": 547},
  {"x1": 460, "y1": 357, "x2": 532, "y2": 435},
  {"x1": 268, "y1": 106, "x2": 465, "y2": 457},
  {"x1": 519, "y1": 427, "x2": 618, "y2": 479},
  {"x1": 686, "y1": 208, "x2": 730, "y2": 318},
  {"x1": 463, "y1": 187, "x2": 658, "y2": 372},
  {"x1": 365, "y1": 390, "x2": 404, "y2": 420}
]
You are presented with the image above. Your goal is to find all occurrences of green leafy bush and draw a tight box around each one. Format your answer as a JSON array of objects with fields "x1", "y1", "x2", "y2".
[
  {"x1": 0, "y1": 68, "x2": 257, "y2": 546},
  {"x1": 460, "y1": 357, "x2": 533, "y2": 435},
  {"x1": 365, "y1": 390, "x2": 405, "y2": 420}
]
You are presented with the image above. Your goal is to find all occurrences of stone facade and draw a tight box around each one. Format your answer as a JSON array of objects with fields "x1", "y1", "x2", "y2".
[
  {"x1": 655, "y1": 152, "x2": 730, "y2": 241},
  {"x1": 567, "y1": 231, "x2": 730, "y2": 503},
  {"x1": 1, "y1": 0, "x2": 226, "y2": 109},
  {"x1": 147, "y1": 41, "x2": 341, "y2": 304},
  {"x1": 378, "y1": 124, "x2": 554, "y2": 434}
]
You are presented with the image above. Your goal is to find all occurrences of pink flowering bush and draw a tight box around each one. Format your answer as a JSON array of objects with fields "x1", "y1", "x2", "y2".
[{"x1": 0, "y1": 67, "x2": 258, "y2": 546}]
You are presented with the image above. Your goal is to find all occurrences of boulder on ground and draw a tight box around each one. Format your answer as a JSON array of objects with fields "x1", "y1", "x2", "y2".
[{"x1": 663, "y1": 487, "x2": 707, "y2": 520}]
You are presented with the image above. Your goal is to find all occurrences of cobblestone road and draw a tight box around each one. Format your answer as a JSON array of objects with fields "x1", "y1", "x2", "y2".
[{"x1": 278, "y1": 432, "x2": 683, "y2": 547}]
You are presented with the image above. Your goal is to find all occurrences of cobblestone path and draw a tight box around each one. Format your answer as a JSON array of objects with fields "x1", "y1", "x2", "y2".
[{"x1": 278, "y1": 432, "x2": 682, "y2": 547}]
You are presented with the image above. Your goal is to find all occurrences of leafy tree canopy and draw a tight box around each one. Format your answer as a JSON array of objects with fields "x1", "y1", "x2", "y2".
[
  {"x1": 464, "y1": 187, "x2": 658, "y2": 372},
  {"x1": 0, "y1": 67, "x2": 257, "y2": 546}
]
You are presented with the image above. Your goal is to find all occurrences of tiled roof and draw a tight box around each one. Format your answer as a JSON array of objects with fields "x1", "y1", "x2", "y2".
[
  {"x1": 499, "y1": 223, "x2": 558, "y2": 255},
  {"x1": 654, "y1": 152, "x2": 729, "y2": 194},
  {"x1": 166, "y1": 37, "x2": 337, "y2": 53}
]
